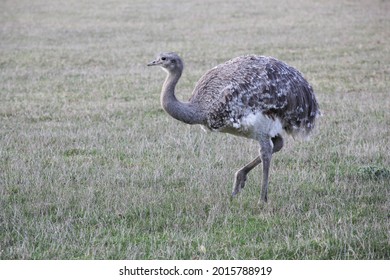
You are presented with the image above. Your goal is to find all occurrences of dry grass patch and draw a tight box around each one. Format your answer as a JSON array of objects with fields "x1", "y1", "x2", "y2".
[{"x1": 1, "y1": 0, "x2": 389, "y2": 259}]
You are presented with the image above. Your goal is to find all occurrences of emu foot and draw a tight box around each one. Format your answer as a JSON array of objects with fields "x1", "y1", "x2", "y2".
[
  {"x1": 232, "y1": 170, "x2": 247, "y2": 196},
  {"x1": 259, "y1": 191, "x2": 268, "y2": 203}
]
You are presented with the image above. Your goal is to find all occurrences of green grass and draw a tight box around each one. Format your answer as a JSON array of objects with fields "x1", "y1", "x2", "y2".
[{"x1": 0, "y1": 0, "x2": 389, "y2": 259}]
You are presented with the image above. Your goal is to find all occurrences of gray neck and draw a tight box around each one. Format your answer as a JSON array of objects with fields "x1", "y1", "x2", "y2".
[{"x1": 161, "y1": 70, "x2": 204, "y2": 125}]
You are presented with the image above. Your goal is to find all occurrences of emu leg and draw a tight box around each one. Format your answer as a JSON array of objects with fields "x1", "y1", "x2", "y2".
[
  {"x1": 232, "y1": 156, "x2": 262, "y2": 196},
  {"x1": 260, "y1": 137, "x2": 273, "y2": 203},
  {"x1": 232, "y1": 134, "x2": 283, "y2": 199}
]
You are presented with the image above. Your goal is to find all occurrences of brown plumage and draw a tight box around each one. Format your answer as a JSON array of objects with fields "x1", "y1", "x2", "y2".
[{"x1": 148, "y1": 52, "x2": 320, "y2": 202}]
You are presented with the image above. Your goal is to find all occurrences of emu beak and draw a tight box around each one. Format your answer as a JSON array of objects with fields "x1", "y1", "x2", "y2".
[{"x1": 147, "y1": 59, "x2": 160, "y2": 66}]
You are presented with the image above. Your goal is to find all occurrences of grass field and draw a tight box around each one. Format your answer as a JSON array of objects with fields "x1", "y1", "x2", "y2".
[{"x1": 1, "y1": 0, "x2": 389, "y2": 259}]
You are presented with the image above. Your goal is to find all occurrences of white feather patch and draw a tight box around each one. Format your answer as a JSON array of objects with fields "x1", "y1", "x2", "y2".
[{"x1": 239, "y1": 112, "x2": 283, "y2": 139}]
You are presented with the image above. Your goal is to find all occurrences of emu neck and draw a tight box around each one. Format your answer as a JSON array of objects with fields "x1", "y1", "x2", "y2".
[{"x1": 161, "y1": 70, "x2": 204, "y2": 125}]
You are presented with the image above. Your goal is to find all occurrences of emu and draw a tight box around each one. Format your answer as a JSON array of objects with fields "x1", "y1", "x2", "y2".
[{"x1": 147, "y1": 52, "x2": 320, "y2": 202}]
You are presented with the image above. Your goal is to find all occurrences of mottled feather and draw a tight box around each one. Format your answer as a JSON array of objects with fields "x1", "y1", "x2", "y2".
[{"x1": 189, "y1": 55, "x2": 320, "y2": 137}]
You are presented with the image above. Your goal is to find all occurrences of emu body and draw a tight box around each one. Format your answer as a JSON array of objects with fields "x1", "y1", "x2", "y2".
[{"x1": 148, "y1": 52, "x2": 320, "y2": 202}]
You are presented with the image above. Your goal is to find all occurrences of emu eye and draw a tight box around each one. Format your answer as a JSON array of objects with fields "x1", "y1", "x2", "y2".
[{"x1": 161, "y1": 57, "x2": 166, "y2": 61}]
